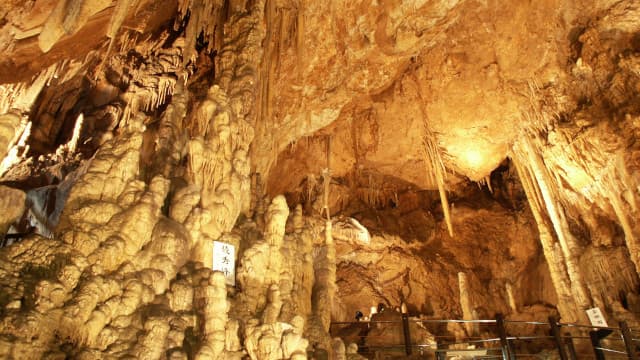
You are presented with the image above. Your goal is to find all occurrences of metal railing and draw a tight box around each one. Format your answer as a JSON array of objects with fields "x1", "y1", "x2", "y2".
[{"x1": 329, "y1": 314, "x2": 640, "y2": 359}]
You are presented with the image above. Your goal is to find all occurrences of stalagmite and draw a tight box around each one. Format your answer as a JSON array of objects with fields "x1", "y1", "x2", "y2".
[
  {"x1": 253, "y1": 173, "x2": 267, "y2": 228},
  {"x1": 322, "y1": 136, "x2": 332, "y2": 220},
  {"x1": 240, "y1": 277, "x2": 310, "y2": 360},
  {"x1": 278, "y1": 233, "x2": 296, "y2": 322},
  {"x1": 332, "y1": 337, "x2": 347, "y2": 360},
  {"x1": 292, "y1": 220, "x2": 315, "y2": 322},
  {"x1": 265, "y1": 195, "x2": 289, "y2": 289},
  {"x1": 2, "y1": 0, "x2": 640, "y2": 358},
  {"x1": 458, "y1": 272, "x2": 474, "y2": 335},
  {"x1": 308, "y1": 219, "x2": 337, "y2": 352},
  {"x1": 225, "y1": 319, "x2": 242, "y2": 353},
  {"x1": 195, "y1": 271, "x2": 229, "y2": 360},
  {"x1": 66, "y1": 113, "x2": 84, "y2": 155},
  {"x1": 263, "y1": 284, "x2": 283, "y2": 324},
  {"x1": 346, "y1": 343, "x2": 367, "y2": 360},
  {"x1": 236, "y1": 195, "x2": 288, "y2": 314},
  {"x1": 282, "y1": 315, "x2": 309, "y2": 359}
]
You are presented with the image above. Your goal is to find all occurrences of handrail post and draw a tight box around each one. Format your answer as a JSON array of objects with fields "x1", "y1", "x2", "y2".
[
  {"x1": 620, "y1": 321, "x2": 638, "y2": 360},
  {"x1": 496, "y1": 314, "x2": 515, "y2": 360},
  {"x1": 401, "y1": 312, "x2": 412, "y2": 355},
  {"x1": 549, "y1": 316, "x2": 568, "y2": 360},
  {"x1": 564, "y1": 332, "x2": 578, "y2": 360},
  {"x1": 436, "y1": 340, "x2": 446, "y2": 360},
  {"x1": 590, "y1": 329, "x2": 608, "y2": 360}
]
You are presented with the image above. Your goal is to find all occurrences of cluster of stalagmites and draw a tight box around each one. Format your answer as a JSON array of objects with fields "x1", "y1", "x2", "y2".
[
  {"x1": 0, "y1": 1, "x2": 355, "y2": 358},
  {"x1": 0, "y1": 115, "x2": 354, "y2": 359}
]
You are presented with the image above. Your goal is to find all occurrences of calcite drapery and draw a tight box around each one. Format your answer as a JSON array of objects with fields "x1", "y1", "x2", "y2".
[{"x1": 1, "y1": 0, "x2": 640, "y2": 358}]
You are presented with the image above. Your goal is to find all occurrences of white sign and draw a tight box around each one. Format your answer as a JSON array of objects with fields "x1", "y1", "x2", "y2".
[
  {"x1": 212, "y1": 241, "x2": 235, "y2": 286},
  {"x1": 586, "y1": 307, "x2": 608, "y2": 327}
]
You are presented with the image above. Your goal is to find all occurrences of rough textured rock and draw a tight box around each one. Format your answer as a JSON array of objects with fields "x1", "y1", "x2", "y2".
[
  {"x1": 0, "y1": 0, "x2": 639, "y2": 358},
  {"x1": 0, "y1": 185, "x2": 25, "y2": 235}
]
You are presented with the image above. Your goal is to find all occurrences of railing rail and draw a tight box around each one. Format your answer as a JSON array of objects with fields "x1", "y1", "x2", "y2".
[{"x1": 329, "y1": 314, "x2": 640, "y2": 359}]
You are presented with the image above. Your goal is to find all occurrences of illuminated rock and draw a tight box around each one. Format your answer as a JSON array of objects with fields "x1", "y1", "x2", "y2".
[{"x1": 0, "y1": 0, "x2": 639, "y2": 358}]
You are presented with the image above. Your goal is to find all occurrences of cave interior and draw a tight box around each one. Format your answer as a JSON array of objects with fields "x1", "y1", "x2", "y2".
[{"x1": 0, "y1": 0, "x2": 640, "y2": 359}]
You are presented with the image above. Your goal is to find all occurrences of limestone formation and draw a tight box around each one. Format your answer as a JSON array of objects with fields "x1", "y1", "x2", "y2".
[
  {"x1": 0, "y1": 0, "x2": 640, "y2": 358},
  {"x1": 195, "y1": 271, "x2": 229, "y2": 360},
  {"x1": 0, "y1": 112, "x2": 22, "y2": 160},
  {"x1": 345, "y1": 343, "x2": 366, "y2": 360},
  {"x1": 458, "y1": 272, "x2": 474, "y2": 335},
  {"x1": 0, "y1": 185, "x2": 25, "y2": 236}
]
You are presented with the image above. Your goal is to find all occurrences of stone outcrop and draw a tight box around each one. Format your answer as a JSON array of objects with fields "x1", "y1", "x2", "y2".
[{"x1": 0, "y1": 0, "x2": 639, "y2": 358}]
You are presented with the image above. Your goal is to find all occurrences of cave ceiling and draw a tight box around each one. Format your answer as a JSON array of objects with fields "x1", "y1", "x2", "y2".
[
  {"x1": 2, "y1": 0, "x2": 633, "y2": 189},
  {"x1": 0, "y1": 0, "x2": 640, "y2": 357}
]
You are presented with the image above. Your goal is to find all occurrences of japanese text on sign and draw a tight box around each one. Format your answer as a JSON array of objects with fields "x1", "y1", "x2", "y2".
[
  {"x1": 212, "y1": 241, "x2": 235, "y2": 286},
  {"x1": 586, "y1": 307, "x2": 608, "y2": 327}
]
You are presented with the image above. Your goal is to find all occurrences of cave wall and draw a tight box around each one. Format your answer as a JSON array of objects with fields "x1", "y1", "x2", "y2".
[{"x1": 0, "y1": 0, "x2": 638, "y2": 358}]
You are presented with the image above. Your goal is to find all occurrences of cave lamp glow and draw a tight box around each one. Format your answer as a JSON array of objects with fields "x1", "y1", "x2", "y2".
[{"x1": 462, "y1": 148, "x2": 485, "y2": 169}]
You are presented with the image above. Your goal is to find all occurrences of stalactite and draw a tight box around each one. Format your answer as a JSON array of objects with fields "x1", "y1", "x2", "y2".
[
  {"x1": 520, "y1": 81, "x2": 640, "y2": 302},
  {"x1": 518, "y1": 137, "x2": 591, "y2": 308},
  {"x1": 582, "y1": 247, "x2": 639, "y2": 310},
  {"x1": 149, "y1": 80, "x2": 189, "y2": 178},
  {"x1": 115, "y1": 44, "x2": 186, "y2": 129},
  {"x1": 512, "y1": 150, "x2": 583, "y2": 322},
  {"x1": 253, "y1": 173, "x2": 266, "y2": 228},
  {"x1": 506, "y1": 282, "x2": 517, "y2": 313},
  {"x1": 421, "y1": 125, "x2": 453, "y2": 237},
  {"x1": 250, "y1": 0, "x2": 296, "y2": 179},
  {"x1": 1, "y1": 63, "x2": 63, "y2": 115},
  {"x1": 543, "y1": 126, "x2": 638, "y2": 249},
  {"x1": 484, "y1": 175, "x2": 493, "y2": 193},
  {"x1": 138, "y1": 76, "x2": 177, "y2": 112},
  {"x1": 176, "y1": 0, "x2": 226, "y2": 64},
  {"x1": 295, "y1": 1, "x2": 305, "y2": 81},
  {"x1": 592, "y1": 152, "x2": 640, "y2": 273},
  {"x1": 184, "y1": 0, "x2": 264, "y2": 256}
]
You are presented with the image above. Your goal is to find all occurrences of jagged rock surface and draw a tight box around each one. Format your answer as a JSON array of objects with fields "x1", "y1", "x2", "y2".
[{"x1": 0, "y1": 0, "x2": 639, "y2": 359}]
